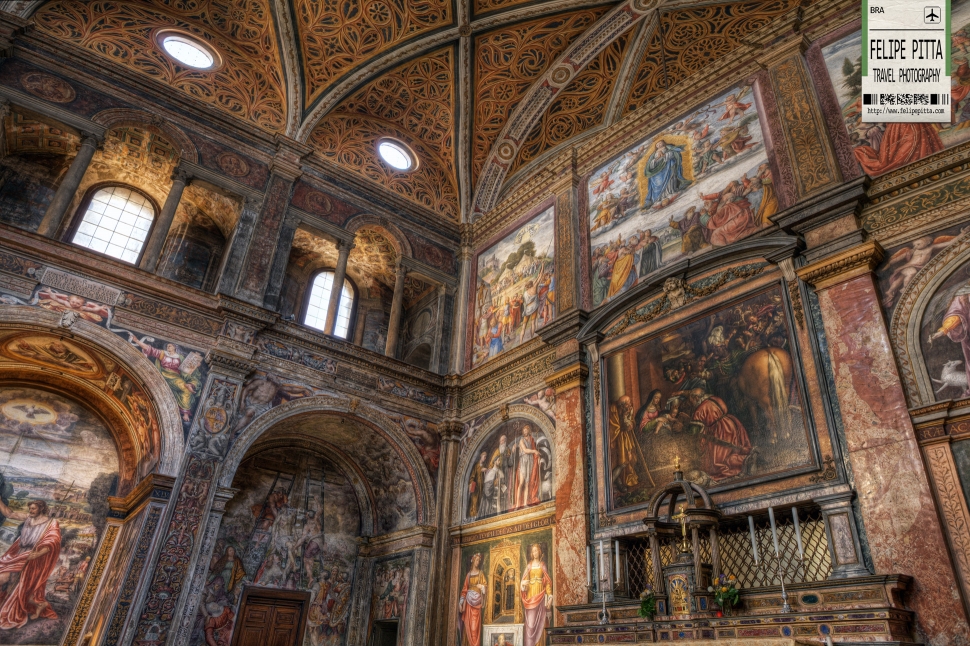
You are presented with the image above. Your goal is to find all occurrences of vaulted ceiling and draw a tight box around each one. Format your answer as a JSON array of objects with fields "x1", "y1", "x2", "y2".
[{"x1": 22, "y1": 0, "x2": 804, "y2": 224}]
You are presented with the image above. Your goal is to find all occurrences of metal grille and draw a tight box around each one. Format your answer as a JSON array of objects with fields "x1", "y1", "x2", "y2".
[{"x1": 622, "y1": 507, "x2": 830, "y2": 596}]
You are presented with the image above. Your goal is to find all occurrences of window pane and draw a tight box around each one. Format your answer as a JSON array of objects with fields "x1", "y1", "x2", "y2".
[
  {"x1": 304, "y1": 272, "x2": 354, "y2": 339},
  {"x1": 71, "y1": 186, "x2": 155, "y2": 264}
]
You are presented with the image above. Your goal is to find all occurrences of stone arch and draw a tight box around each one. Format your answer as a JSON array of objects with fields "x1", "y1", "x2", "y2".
[
  {"x1": 91, "y1": 108, "x2": 199, "y2": 164},
  {"x1": 452, "y1": 403, "x2": 557, "y2": 525},
  {"x1": 344, "y1": 214, "x2": 413, "y2": 259},
  {"x1": 236, "y1": 434, "x2": 376, "y2": 536},
  {"x1": 891, "y1": 228, "x2": 970, "y2": 405},
  {"x1": 221, "y1": 395, "x2": 436, "y2": 527},
  {"x1": 0, "y1": 305, "x2": 185, "y2": 483}
]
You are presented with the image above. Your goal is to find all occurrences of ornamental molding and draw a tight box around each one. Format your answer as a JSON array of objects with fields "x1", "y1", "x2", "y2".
[{"x1": 795, "y1": 241, "x2": 884, "y2": 291}]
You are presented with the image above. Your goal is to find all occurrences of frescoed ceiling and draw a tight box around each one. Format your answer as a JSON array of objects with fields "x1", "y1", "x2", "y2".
[{"x1": 20, "y1": 0, "x2": 810, "y2": 222}]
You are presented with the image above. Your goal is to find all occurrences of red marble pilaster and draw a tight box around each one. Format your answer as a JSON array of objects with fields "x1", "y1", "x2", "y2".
[
  {"x1": 800, "y1": 244, "x2": 970, "y2": 643},
  {"x1": 547, "y1": 365, "x2": 591, "y2": 619}
]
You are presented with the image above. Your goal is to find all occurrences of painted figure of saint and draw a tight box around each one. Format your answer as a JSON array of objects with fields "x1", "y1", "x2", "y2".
[
  {"x1": 128, "y1": 334, "x2": 203, "y2": 422},
  {"x1": 0, "y1": 499, "x2": 60, "y2": 628},
  {"x1": 468, "y1": 451, "x2": 487, "y2": 518},
  {"x1": 687, "y1": 389, "x2": 752, "y2": 479},
  {"x1": 608, "y1": 396, "x2": 642, "y2": 489},
  {"x1": 520, "y1": 544, "x2": 553, "y2": 646},
  {"x1": 511, "y1": 425, "x2": 541, "y2": 510},
  {"x1": 642, "y1": 140, "x2": 691, "y2": 209},
  {"x1": 929, "y1": 282, "x2": 970, "y2": 396},
  {"x1": 459, "y1": 553, "x2": 487, "y2": 646}
]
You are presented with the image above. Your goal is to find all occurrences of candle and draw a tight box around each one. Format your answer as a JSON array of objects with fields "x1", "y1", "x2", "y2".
[
  {"x1": 792, "y1": 507, "x2": 804, "y2": 560},
  {"x1": 614, "y1": 540, "x2": 620, "y2": 583},
  {"x1": 768, "y1": 507, "x2": 780, "y2": 557},
  {"x1": 748, "y1": 515, "x2": 760, "y2": 564},
  {"x1": 586, "y1": 545, "x2": 592, "y2": 586},
  {"x1": 599, "y1": 539, "x2": 606, "y2": 581}
]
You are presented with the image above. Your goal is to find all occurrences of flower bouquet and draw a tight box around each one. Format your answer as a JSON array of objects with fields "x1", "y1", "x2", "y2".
[
  {"x1": 708, "y1": 574, "x2": 740, "y2": 614},
  {"x1": 638, "y1": 584, "x2": 656, "y2": 619}
]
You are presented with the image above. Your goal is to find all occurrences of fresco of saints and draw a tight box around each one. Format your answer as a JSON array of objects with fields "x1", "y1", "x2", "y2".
[
  {"x1": 0, "y1": 499, "x2": 60, "y2": 628},
  {"x1": 459, "y1": 553, "x2": 486, "y2": 646},
  {"x1": 128, "y1": 334, "x2": 203, "y2": 423},
  {"x1": 511, "y1": 425, "x2": 541, "y2": 510},
  {"x1": 928, "y1": 281, "x2": 970, "y2": 397},
  {"x1": 520, "y1": 544, "x2": 553, "y2": 646},
  {"x1": 643, "y1": 140, "x2": 692, "y2": 209}
]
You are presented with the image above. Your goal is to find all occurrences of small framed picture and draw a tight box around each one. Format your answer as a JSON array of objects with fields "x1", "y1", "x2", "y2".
[{"x1": 483, "y1": 624, "x2": 523, "y2": 646}]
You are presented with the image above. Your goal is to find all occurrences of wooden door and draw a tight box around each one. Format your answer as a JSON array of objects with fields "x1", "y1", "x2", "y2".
[{"x1": 230, "y1": 587, "x2": 310, "y2": 646}]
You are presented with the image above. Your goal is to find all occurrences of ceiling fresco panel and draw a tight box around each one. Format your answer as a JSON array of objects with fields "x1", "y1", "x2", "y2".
[
  {"x1": 295, "y1": 0, "x2": 453, "y2": 109},
  {"x1": 624, "y1": 0, "x2": 799, "y2": 115},
  {"x1": 33, "y1": 0, "x2": 288, "y2": 132},
  {"x1": 472, "y1": 7, "x2": 611, "y2": 183},
  {"x1": 510, "y1": 27, "x2": 634, "y2": 175}
]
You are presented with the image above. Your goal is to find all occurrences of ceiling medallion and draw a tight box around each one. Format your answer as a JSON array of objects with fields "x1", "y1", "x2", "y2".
[
  {"x1": 217, "y1": 152, "x2": 250, "y2": 177},
  {"x1": 550, "y1": 66, "x2": 572, "y2": 85},
  {"x1": 632, "y1": 0, "x2": 663, "y2": 11},
  {"x1": 497, "y1": 142, "x2": 516, "y2": 161},
  {"x1": 20, "y1": 72, "x2": 75, "y2": 104}
]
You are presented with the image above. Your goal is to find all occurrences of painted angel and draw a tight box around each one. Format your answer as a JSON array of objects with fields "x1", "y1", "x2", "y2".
[
  {"x1": 717, "y1": 86, "x2": 752, "y2": 122},
  {"x1": 882, "y1": 234, "x2": 959, "y2": 307}
]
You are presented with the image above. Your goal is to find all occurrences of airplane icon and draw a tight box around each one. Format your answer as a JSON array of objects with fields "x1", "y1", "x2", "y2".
[{"x1": 925, "y1": 6, "x2": 942, "y2": 23}]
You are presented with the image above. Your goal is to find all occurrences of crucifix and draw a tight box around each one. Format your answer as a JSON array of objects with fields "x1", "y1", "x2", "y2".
[{"x1": 672, "y1": 504, "x2": 690, "y2": 553}]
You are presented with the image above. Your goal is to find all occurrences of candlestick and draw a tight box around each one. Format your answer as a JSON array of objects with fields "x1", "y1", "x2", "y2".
[
  {"x1": 748, "y1": 515, "x2": 759, "y2": 564},
  {"x1": 768, "y1": 507, "x2": 780, "y2": 557},
  {"x1": 614, "y1": 540, "x2": 620, "y2": 584},
  {"x1": 596, "y1": 539, "x2": 606, "y2": 581},
  {"x1": 586, "y1": 545, "x2": 591, "y2": 587},
  {"x1": 791, "y1": 507, "x2": 804, "y2": 560}
]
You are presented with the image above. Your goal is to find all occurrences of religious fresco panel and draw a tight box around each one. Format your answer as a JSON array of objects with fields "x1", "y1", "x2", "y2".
[
  {"x1": 463, "y1": 419, "x2": 553, "y2": 523},
  {"x1": 457, "y1": 528, "x2": 553, "y2": 646},
  {"x1": 819, "y1": 0, "x2": 970, "y2": 177},
  {"x1": 472, "y1": 207, "x2": 555, "y2": 368},
  {"x1": 0, "y1": 386, "x2": 119, "y2": 646},
  {"x1": 920, "y1": 255, "x2": 970, "y2": 401},
  {"x1": 603, "y1": 285, "x2": 814, "y2": 510},
  {"x1": 370, "y1": 554, "x2": 412, "y2": 645},
  {"x1": 190, "y1": 447, "x2": 361, "y2": 646},
  {"x1": 588, "y1": 85, "x2": 775, "y2": 308}
]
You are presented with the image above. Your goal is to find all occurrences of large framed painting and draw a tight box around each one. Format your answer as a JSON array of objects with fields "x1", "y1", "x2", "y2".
[
  {"x1": 819, "y1": 0, "x2": 970, "y2": 177},
  {"x1": 602, "y1": 285, "x2": 815, "y2": 509},
  {"x1": 588, "y1": 84, "x2": 774, "y2": 308},
  {"x1": 472, "y1": 206, "x2": 555, "y2": 368}
]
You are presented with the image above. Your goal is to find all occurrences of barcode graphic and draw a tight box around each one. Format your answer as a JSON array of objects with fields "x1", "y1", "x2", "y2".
[{"x1": 863, "y1": 93, "x2": 949, "y2": 106}]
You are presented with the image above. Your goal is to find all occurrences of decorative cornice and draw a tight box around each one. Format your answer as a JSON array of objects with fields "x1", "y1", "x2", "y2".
[
  {"x1": 795, "y1": 241, "x2": 884, "y2": 290},
  {"x1": 545, "y1": 362, "x2": 588, "y2": 394}
]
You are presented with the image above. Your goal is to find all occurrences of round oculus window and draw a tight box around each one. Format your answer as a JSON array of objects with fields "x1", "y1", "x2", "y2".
[
  {"x1": 162, "y1": 35, "x2": 215, "y2": 69},
  {"x1": 378, "y1": 139, "x2": 415, "y2": 171}
]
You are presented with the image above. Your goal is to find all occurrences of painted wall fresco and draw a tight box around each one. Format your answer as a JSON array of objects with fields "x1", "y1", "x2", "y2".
[
  {"x1": 472, "y1": 207, "x2": 555, "y2": 368},
  {"x1": 0, "y1": 284, "x2": 208, "y2": 438},
  {"x1": 371, "y1": 555, "x2": 412, "y2": 644},
  {"x1": 0, "y1": 386, "x2": 119, "y2": 645},
  {"x1": 457, "y1": 528, "x2": 553, "y2": 646},
  {"x1": 588, "y1": 85, "x2": 774, "y2": 308},
  {"x1": 603, "y1": 286, "x2": 813, "y2": 509},
  {"x1": 190, "y1": 448, "x2": 361, "y2": 646},
  {"x1": 0, "y1": 329, "x2": 159, "y2": 482},
  {"x1": 876, "y1": 222, "x2": 967, "y2": 316},
  {"x1": 820, "y1": 0, "x2": 970, "y2": 176},
  {"x1": 920, "y1": 255, "x2": 970, "y2": 400},
  {"x1": 464, "y1": 419, "x2": 553, "y2": 523}
]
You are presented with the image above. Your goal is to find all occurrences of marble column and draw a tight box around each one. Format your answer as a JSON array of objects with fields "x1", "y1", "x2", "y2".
[
  {"x1": 262, "y1": 210, "x2": 300, "y2": 310},
  {"x1": 797, "y1": 241, "x2": 970, "y2": 642},
  {"x1": 427, "y1": 421, "x2": 461, "y2": 646},
  {"x1": 324, "y1": 238, "x2": 355, "y2": 336},
  {"x1": 449, "y1": 225, "x2": 472, "y2": 373},
  {"x1": 217, "y1": 195, "x2": 261, "y2": 296},
  {"x1": 544, "y1": 363, "x2": 590, "y2": 621},
  {"x1": 130, "y1": 344, "x2": 255, "y2": 646},
  {"x1": 430, "y1": 284, "x2": 448, "y2": 372},
  {"x1": 236, "y1": 171, "x2": 299, "y2": 306},
  {"x1": 139, "y1": 168, "x2": 191, "y2": 272},
  {"x1": 37, "y1": 131, "x2": 100, "y2": 237},
  {"x1": 385, "y1": 262, "x2": 407, "y2": 357}
]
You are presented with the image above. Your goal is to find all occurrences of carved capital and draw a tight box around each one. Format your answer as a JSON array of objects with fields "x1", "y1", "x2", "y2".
[
  {"x1": 796, "y1": 241, "x2": 884, "y2": 291},
  {"x1": 545, "y1": 362, "x2": 588, "y2": 394},
  {"x1": 438, "y1": 419, "x2": 463, "y2": 442}
]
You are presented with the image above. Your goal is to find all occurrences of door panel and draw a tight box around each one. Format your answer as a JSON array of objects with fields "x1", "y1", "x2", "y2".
[{"x1": 230, "y1": 588, "x2": 311, "y2": 646}]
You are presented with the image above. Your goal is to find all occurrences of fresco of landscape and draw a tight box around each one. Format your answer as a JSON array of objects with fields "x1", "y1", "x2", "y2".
[
  {"x1": 0, "y1": 386, "x2": 118, "y2": 646},
  {"x1": 821, "y1": 0, "x2": 970, "y2": 176},
  {"x1": 472, "y1": 207, "x2": 555, "y2": 368},
  {"x1": 602, "y1": 287, "x2": 813, "y2": 509},
  {"x1": 588, "y1": 85, "x2": 774, "y2": 308}
]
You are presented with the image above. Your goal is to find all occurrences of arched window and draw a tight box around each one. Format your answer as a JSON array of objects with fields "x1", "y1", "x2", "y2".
[
  {"x1": 304, "y1": 271, "x2": 355, "y2": 339},
  {"x1": 70, "y1": 185, "x2": 156, "y2": 264}
]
